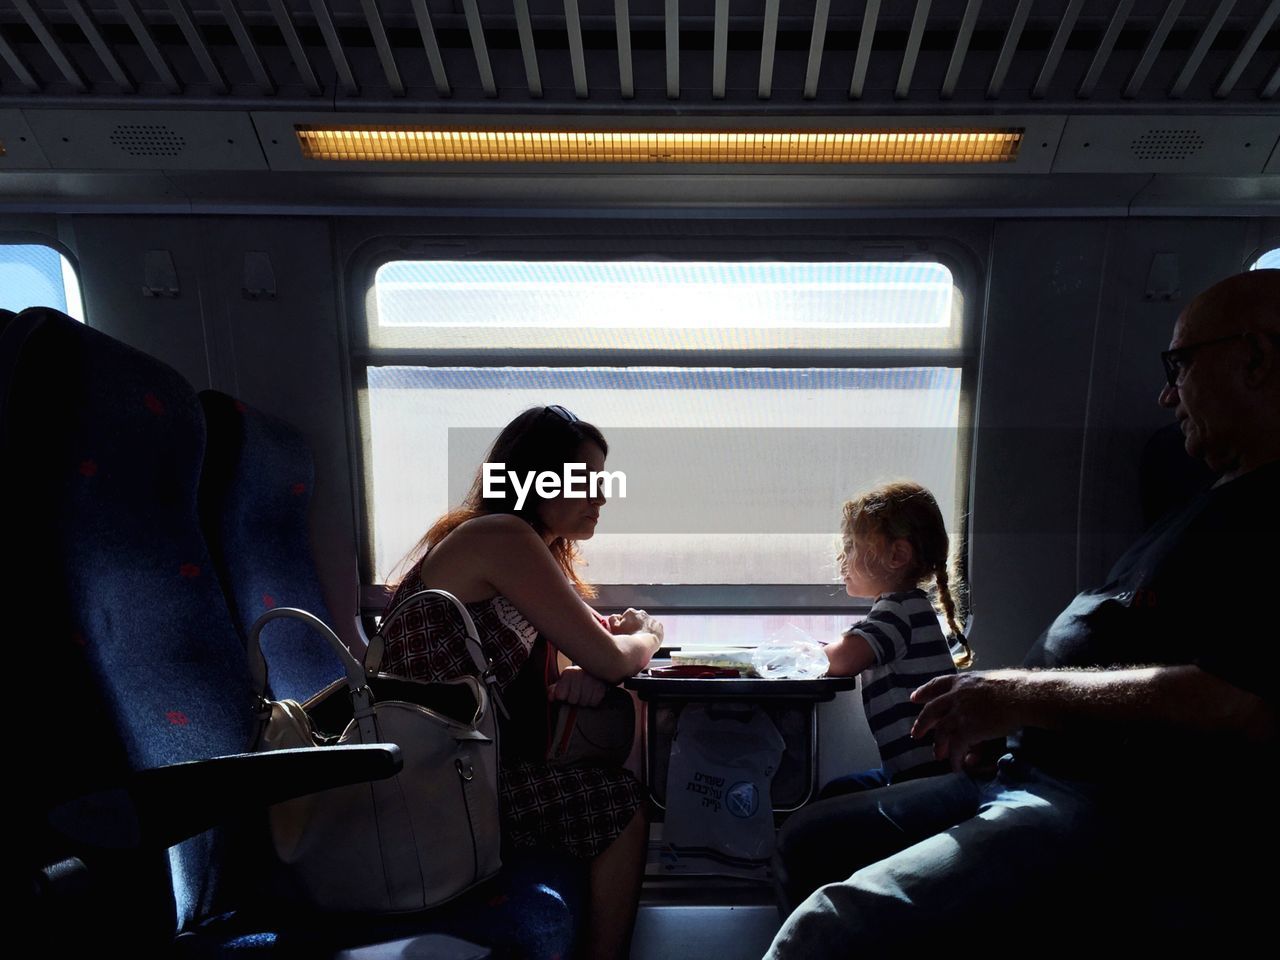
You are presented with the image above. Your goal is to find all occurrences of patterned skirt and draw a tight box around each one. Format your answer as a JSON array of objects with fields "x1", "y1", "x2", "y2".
[{"x1": 501, "y1": 760, "x2": 646, "y2": 860}]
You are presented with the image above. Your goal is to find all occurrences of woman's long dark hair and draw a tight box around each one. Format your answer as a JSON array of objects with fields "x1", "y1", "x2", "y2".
[{"x1": 392, "y1": 406, "x2": 608, "y2": 597}]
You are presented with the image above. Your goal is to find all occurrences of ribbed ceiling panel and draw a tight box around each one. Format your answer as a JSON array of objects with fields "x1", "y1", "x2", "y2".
[{"x1": 0, "y1": 0, "x2": 1275, "y2": 106}]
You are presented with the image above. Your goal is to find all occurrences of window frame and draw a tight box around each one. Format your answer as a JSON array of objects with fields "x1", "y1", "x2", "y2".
[
  {"x1": 0, "y1": 232, "x2": 86, "y2": 322},
  {"x1": 346, "y1": 228, "x2": 983, "y2": 616},
  {"x1": 1246, "y1": 242, "x2": 1280, "y2": 271}
]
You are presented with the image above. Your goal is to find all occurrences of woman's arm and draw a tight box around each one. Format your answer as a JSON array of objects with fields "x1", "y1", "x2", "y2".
[{"x1": 467, "y1": 516, "x2": 660, "y2": 683}]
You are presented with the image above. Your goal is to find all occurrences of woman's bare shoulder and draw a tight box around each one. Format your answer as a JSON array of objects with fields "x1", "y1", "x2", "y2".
[
  {"x1": 435, "y1": 513, "x2": 540, "y2": 557},
  {"x1": 419, "y1": 514, "x2": 543, "y2": 602}
]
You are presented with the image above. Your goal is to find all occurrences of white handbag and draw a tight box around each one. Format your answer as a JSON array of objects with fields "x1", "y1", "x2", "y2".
[{"x1": 248, "y1": 590, "x2": 503, "y2": 913}]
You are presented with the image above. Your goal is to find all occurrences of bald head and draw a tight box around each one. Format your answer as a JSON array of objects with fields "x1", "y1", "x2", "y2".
[
  {"x1": 1181, "y1": 269, "x2": 1280, "y2": 341},
  {"x1": 1161, "y1": 269, "x2": 1280, "y2": 480}
]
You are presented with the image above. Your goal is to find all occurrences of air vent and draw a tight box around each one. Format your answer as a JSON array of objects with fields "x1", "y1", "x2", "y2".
[
  {"x1": 109, "y1": 124, "x2": 186, "y2": 158},
  {"x1": 1130, "y1": 129, "x2": 1205, "y2": 161}
]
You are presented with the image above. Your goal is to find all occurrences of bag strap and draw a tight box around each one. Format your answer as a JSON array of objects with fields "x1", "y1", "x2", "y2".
[
  {"x1": 367, "y1": 588, "x2": 508, "y2": 719},
  {"x1": 247, "y1": 607, "x2": 380, "y2": 745}
]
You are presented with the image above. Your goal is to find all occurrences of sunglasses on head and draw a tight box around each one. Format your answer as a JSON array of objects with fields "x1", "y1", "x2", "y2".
[{"x1": 544, "y1": 404, "x2": 580, "y2": 423}]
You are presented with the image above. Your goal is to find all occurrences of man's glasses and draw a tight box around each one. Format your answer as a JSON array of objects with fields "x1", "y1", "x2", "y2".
[
  {"x1": 544, "y1": 404, "x2": 580, "y2": 423},
  {"x1": 1160, "y1": 332, "x2": 1248, "y2": 388}
]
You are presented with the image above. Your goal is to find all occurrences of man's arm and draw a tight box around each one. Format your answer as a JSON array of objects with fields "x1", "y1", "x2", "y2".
[{"x1": 910, "y1": 665, "x2": 1277, "y2": 772}]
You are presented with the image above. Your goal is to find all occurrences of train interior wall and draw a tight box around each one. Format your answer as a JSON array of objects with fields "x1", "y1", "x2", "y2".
[{"x1": 3, "y1": 208, "x2": 1278, "y2": 786}]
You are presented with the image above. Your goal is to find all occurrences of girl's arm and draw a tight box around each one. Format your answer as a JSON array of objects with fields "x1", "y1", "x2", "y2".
[
  {"x1": 827, "y1": 597, "x2": 910, "y2": 676},
  {"x1": 824, "y1": 630, "x2": 877, "y2": 676}
]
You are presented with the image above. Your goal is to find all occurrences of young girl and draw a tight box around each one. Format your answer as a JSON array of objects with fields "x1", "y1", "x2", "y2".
[{"x1": 822, "y1": 480, "x2": 972, "y2": 793}]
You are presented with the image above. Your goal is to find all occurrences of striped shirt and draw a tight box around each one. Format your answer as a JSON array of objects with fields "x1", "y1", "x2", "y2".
[{"x1": 849, "y1": 588, "x2": 957, "y2": 780}]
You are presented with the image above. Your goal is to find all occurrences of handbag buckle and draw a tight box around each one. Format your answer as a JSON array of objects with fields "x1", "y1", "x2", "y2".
[
  {"x1": 455, "y1": 757, "x2": 474, "y2": 782},
  {"x1": 351, "y1": 685, "x2": 375, "y2": 713}
]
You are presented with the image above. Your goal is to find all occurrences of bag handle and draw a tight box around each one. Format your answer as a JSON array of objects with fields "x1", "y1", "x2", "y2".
[
  {"x1": 367, "y1": 588, "x2": 508, "y2": 719},
  {"x1": 248, "y1": 607, "x2": 380, "y2": 744}
]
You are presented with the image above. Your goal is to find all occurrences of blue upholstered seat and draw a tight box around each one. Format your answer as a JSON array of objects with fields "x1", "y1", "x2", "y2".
[
  {"x1": 5, "y1": 308, "x2": 580, "y2": 958},
  {"x1": 198, "y1": 391, "x2": 344, "y2": 702},
  {"x1": 5, "y1": 306, "x2": 256, "y2": 948}
]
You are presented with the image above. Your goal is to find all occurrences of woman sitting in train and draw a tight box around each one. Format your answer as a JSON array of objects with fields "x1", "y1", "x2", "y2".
[{"x1": 379, "y1": 404, "x2": 663, "y2": 960}]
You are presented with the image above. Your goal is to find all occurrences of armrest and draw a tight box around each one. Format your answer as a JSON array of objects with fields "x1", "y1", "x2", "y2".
[{"x1": 49, "y1": 743, "x2": 402, "y2": 850}]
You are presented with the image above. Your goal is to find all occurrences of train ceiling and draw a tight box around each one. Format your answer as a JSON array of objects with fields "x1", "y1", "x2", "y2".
[
  {"x1": 0, "y1": 1, "x2": 1277, "y2": 213},
  {"x1": 0, "y1": 0, "x2": 1274, "y2": 108}
]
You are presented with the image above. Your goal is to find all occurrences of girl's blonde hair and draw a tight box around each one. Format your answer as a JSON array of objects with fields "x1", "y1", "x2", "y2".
[{"x1": 840, "y1": 480, "x2": 973, "y2": 668}]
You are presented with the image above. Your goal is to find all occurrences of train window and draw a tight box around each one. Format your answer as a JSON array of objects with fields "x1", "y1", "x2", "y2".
[
  {"x1": 0, "y1": 243, "x2": 83, "y2": 321},
  {"x1": 359, "y1": 258, "x2": 966, "y2": 638},
  {"x1": 1251, "y1": 248, "x2": 1279, "y2": 271}
]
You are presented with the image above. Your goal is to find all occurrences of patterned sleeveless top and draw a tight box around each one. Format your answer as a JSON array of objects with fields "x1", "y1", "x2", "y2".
[{"x1": 380, "y1": 566, "x2": 540, "y2": 694}]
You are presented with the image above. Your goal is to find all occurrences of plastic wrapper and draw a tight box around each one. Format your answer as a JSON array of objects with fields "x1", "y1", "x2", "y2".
[
  {"x1": 662, "y1": 705, "x2": 785, "y2": 860},
  {"x1": 750, "y1": 625, "x2": 829, "y2": 680}
]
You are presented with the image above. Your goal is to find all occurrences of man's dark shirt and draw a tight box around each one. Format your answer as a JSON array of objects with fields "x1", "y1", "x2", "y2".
[{"x1": 1015, "y1": 459, "x2": 1280, "y2": 781}]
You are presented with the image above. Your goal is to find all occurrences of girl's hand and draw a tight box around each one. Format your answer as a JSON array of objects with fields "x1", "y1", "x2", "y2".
[{"x1": 549, "y1": 665, "x2": 610, "y2": 707}]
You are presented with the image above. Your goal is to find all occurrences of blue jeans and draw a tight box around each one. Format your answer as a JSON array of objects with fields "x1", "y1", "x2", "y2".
[
  {"x1": 815, "y1": 767, "x2": 889, "y2": 799},
  {"x1": 769, "y1": 756, "x2": 1278, "y2": 955},
  {"x1": 768, "y1": 758, "x2": 1111, "y2": 955}
]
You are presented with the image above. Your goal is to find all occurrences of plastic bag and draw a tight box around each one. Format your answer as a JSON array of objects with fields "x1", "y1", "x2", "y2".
[
  {"x1": 662, "y1": 706, "x2": 785, "y2": 860},
  {"x1": 751, "y1": 625, "x2": 829, "y2": 680}
]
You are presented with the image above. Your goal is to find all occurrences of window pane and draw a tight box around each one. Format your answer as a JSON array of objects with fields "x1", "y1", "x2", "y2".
[
  {"x1": 0, "y1": 244, "x2": 83, "y2": 320},
  {"x1": 370, "y1": 260, "x2": 960, "y2": 352},
  {"x1": 1251, "y1": 248, "x2": 1280, "y2": 271},
  {"x1": 365, "y1": 366, "x2": 962, "y2": 587}
]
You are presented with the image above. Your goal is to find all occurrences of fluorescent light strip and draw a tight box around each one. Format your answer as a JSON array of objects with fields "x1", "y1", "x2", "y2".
[{"x1": 294, "y1": 128, "x2": 1023, "y2": 164}]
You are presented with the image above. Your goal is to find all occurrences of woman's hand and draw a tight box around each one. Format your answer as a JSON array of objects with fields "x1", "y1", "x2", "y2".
[
  {"x1": 608, "y1": 608, "x2": 664, "y2": 646},
  {"x1": 606, "y1": 608, "x2": 645, "y2": 634},
  {"x1": 549, "y1": 665, "x2": 610, "y2": 707}
]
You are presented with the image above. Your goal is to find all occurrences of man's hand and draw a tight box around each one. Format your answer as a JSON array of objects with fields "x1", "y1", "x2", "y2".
[
  {"x1": 910, "y1": 671, "x2": 1034, "y2": 773},
  {"x1": 912, "y1": 665, "x2": 1276, "y2": 772},
  {"x1": 549, "y1": 665, "x2": 610, "y2": 707}
]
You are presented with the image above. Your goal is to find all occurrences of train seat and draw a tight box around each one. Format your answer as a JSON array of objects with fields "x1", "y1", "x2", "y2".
[
  {"x1": 4, "y1": 305, "x2": 264, "y2": 950},
  {"x1": 198, "y1": 390, "x2": 345, "y2": 702},
  {"x1": 3, "y1": 308, "x2": 578, "y2": 958}
]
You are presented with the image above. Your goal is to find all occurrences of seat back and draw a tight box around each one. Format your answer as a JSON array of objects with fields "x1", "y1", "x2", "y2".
[
  {"x1": 199, "y1": 391, "x2": 344, "y2": 702},
  {"x1": 3, "y1": 308, "x2": 255, "y2": 936}
]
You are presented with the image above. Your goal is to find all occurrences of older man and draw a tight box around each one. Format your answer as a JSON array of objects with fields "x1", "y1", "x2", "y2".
[{"x1": 767, "y1": 269, "x2": 1279, "y2": 956}]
